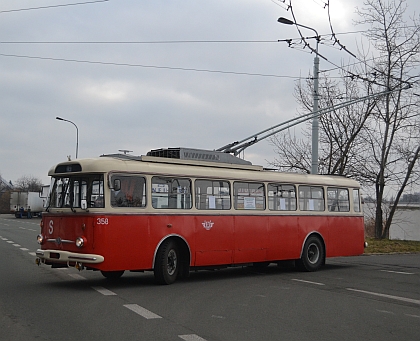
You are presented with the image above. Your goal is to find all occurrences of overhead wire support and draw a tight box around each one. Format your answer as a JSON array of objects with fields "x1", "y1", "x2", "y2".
[{"x1": 217, "y1": 85, "x2": 411, "y2": 157}]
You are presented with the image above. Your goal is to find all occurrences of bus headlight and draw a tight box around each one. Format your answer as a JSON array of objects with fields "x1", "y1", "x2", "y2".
[
  {"x1": 75, "y1": 237, "x2": 86, "y2": 248},
  {"x1": 37, "y1": 234, "x2": 44, "y2": 245}
]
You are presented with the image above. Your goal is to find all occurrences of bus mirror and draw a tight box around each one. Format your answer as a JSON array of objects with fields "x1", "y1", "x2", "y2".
[{"x1": 113, "y1": 179, "x2": 121, "y2": 191}]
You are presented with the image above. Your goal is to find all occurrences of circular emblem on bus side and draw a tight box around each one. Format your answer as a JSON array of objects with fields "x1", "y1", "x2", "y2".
[{"x1": 202, "y1": 220, "x2": 214, "y2": 231}]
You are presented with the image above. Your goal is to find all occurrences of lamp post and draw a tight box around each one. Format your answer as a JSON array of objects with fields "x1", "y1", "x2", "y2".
[
  {"x1": 56, "y1": 116, "x2": 79, "y2": 159},
  {"x1": 278, "y1": 17, "x2": 320, "y2": 174}
]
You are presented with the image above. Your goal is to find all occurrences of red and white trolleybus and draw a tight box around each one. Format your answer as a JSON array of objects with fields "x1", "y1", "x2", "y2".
[{"x1": 36, "y1": 147, "x2": 365, "y2": 284}]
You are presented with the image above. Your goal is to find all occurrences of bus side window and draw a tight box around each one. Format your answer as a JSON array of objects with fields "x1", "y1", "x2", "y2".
[
  {"x1": 353, "y1": 189, "x2": 361, "y2": 212},
  {"x1": 233, "y1": 182, "x2": 265, "y2": 210},
  {"x1": 111, "y1": 175, "x2": 146, "y2": 208},
  {"x1": 152, "y1": 176, "x2": 192, "y2": 209},
  {"x1": 268, "y1": 183, "x2": 296, "y2": 211},
  {"x1": 299, "y1": 186, "x2": 325, "y2": 211},
  {"x1": 195, "y1": 179, "x2": 231, "y2": 210},
  {"x1": 327, "y1": 187, "x2": 350, "y2": 212}
]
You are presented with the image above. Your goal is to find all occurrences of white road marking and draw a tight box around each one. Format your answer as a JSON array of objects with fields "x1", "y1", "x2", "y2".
[
  {"x1": 377, "y1": 309, "x2": 395, "y2": 315},
  {"x1": 28, "y1": 252, "x2": 36, "y2": 256},
  {"x1": 380, "y1": 270, "x2": 414, "y2": 275},
  {"x1": 20, "y1": 248, "x2": 29, "y2": 251},
  {"x1": 91, "y1": 286, "x2": 117, "y2": 296},
  {"x1": 13, "y1": 244, "x2": 21, "y2": 247},
  {"x1": 68, "y1": 274, "x2": 87, "y2": 280},
  {"x1": 347, "y1": 288, "x2": 420, "y2": 305},
  {"x1": 7, "y1": 240, "x2": 14, "y2": 243},
  {"x1": 292, "y1": 279, "x2": 325, "y2": 286},
  {"x1": 123, "y1": 304, "x2": 162, "y2": 319},
  {"x1": 0, "y1": 238, "x2": 7, "y2": 240},
  {"x1": 405, "y1": 314, "x2": 420, "y2": 319},
  {"x1": 179, "y1": 335, "x2": 208, "y2": 341}
]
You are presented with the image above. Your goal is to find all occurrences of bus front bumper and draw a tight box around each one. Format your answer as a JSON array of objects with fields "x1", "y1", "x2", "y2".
[{"x1": 36, "y1": 249, "x2": 105, "y2": 265}]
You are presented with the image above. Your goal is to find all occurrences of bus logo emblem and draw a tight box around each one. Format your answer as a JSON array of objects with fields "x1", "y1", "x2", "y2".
[{"x1": 202, "y1": 220, "x2": 214, "y2": 231}]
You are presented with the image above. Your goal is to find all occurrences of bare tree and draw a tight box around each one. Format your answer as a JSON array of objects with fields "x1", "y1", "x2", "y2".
[
  {"x1": 270, "y1": 67, "x2": 376, "y2": 179},
  {"x1": 271, "y1": 0, "x2": 420, "y2": 239},
  {"x1": 15, "y1": 175, "x2": 43, "y2": 192},
  {"x1": 354, "y1": 0, "x2": 420, "y2": 238}
]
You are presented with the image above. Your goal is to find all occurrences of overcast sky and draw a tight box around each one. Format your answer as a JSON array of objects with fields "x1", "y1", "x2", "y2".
[{"x1": 1, "y1": 0, "x2": 419, "y2": 185}]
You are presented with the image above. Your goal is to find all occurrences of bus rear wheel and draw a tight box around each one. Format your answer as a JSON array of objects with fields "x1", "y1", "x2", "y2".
[
  {"x1": 297, "y1": 235, "x2": 324, "y2": 272},
  {"x1": 154, "y1": 239, "x2": 179, "y2": 285},
  {"x1": 101, "y1": 270, "x2": 124, "y2": 280}
]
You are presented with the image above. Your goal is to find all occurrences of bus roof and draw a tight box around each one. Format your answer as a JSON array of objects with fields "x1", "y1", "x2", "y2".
[{"x1": 48, "y1": 153, "x2": 360, "y2": 188}]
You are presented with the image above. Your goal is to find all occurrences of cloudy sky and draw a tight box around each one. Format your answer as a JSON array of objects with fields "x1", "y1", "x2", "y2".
[{"x1": 1, "y1": 0, "x2": 419, "y2": 185}]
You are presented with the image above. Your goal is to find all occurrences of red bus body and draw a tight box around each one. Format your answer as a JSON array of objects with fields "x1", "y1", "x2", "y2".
[{"x1": 36, "y1": 152, "x2": 365, "y2": 283}]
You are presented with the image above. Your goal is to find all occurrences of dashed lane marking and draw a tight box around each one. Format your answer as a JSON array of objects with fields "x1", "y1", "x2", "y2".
[
  {"x1": 68, "y1": 274, "x2": 87, "y2": 280},
  {"x1": 179, "y1": 335, "x2": 208, "y2": 341},
  {"x1": 123, "y1": 304, "x2": 162, "y2": 319},
  {"x1": 92, "y1": 286, "x2": 117, "y2": 296},
  {"x1": 347, "y1": 288, "x2": 420, "y2": 305},
  {"x1": 291, "y1": 278, "x2": 325, "y2": 286},
  {"x1": 380, "y1": 270, "x2": 415, "y2": 275}
]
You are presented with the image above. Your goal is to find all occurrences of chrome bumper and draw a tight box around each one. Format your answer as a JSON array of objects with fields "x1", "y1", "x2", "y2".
[{"x1": 36, "y1": 249, "x2": 104, "y2": 264}]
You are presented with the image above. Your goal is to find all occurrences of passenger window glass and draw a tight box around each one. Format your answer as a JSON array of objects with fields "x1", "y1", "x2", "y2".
[
  {"x1": 268, "y1": 184, "x2": 296, "y2": 211},
  {"x1": 299, "y1": 186, "x2": 325, "y2": 211},
  {"x1": 195, "y1": 180, "x2": 231, "y2": 210},
  {"x1": 111, "y1": 175, "x2": 146, "y2": 207},
  {"x1": 233, "y1": 182, "x2": 265, "y2": 210},
  {"x1": 152, "y1": 176, "x2": 192, "y2": 209},
  {"x1": 327, "y1": 187, "x2": 350, "y2": 212},
  {"x1": 353, "y1": 189, "x2": 361, "y2": 212}
]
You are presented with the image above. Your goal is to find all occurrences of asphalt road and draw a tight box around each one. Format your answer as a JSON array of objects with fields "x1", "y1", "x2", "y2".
[{"x1": 0, "y1": 214, "x2": 419, "y2": 341}]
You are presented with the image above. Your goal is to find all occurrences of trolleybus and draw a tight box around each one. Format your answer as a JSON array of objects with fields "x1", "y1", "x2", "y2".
[{"x1": 36, "y1": 147, "x2": 365, "y2": 284}]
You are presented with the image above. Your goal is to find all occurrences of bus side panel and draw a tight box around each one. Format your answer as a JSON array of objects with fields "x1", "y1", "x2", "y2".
[
  {"x1": 267, "y1": 215, "x2": 301, "y2": 261},
  {"x1": 94, "y1": 215, "x2": 152, "y2": 271},
  {"x1": 233, "y1": 216, "x2": 268, "y2": 264},
  {"x1": 194, "y1": 215, "x2": 234, "y2": 266},
  {"x1": 327, "y1": 216, "x2": 365, "y2": 257}
]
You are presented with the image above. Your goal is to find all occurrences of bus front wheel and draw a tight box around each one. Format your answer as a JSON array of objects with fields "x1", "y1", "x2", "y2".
[
  {"x1": 297, "y1": 235, "x2": 324, "y2": 272},
  {"x1": 154, "y1": 239, "x2": 179, "y2": 285}
]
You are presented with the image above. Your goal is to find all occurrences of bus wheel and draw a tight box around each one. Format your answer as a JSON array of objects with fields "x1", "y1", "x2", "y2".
[
  {"x1": 154, "y1": 239, "x2": 179, "y2": 285},
  {"x1": 297, "y1": 235, "x2": 324, "y2": 272},
  {"x1": 101, "y1": 270, "x2": 124, "y2": 280}
]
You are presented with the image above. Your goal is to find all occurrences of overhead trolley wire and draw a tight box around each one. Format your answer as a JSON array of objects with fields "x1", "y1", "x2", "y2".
[
  {"x1": 0, "y1": 52, "x2": 301, "y2": 79},
  {"x1": 0, "y1": 0, "x2": 109, "y2": 13}
]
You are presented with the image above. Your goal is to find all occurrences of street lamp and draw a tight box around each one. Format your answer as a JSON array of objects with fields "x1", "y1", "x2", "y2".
[
  {"x1": 56, "y1": 116, "x2": 79, "y2": 159},
  {"x1": 278, "y1": 17, "x2": 320, "y2": 174}
]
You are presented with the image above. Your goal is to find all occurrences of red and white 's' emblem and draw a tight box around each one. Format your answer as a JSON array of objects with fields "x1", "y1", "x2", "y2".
[{"x1": 202, "y1": 220, "x2": 214, "y2": 231}]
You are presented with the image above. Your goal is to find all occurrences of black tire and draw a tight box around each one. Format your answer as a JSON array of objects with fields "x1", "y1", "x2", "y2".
[
  {"x1": 154, "y1": 239, "x2": 179, "y2": 285},
  {"x1": 101, "y1": 270, "x2": 124, "y2": 280},
  {"x1": 296, "y1": 235, "x2": 324, "y2": 272}
]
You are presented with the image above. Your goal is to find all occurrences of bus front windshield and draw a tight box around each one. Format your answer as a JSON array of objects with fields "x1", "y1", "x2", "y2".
[{"x1": 48, "y1": 174, "x2": 105, "y2": 209}]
